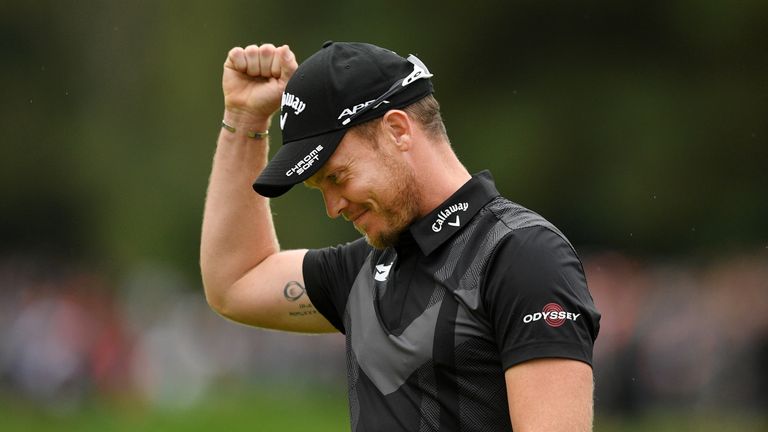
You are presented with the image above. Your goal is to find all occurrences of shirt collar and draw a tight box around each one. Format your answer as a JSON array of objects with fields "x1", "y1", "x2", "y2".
[{"x1": 406, "y1": 170, "x2": 500, "y2": 256}]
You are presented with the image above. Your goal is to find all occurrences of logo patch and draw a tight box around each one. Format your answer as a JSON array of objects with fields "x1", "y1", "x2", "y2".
[
  {"x1": 374, "y1": 263, "x2": 393, "y2": 282},
  {"x1": 431, "y1": 202, "x2": 469, "y2": 232},
  {"x1": 522, "y1": 303, "x2": 580, "y2": 328},
  {"x1": 285, "y1": 145, "x2": 324, "y2": 177},
  {"x1": 338, "y1": 99, "x2": 390, "y2": 120},
  {"x1": 280, "y1": 112, "x2": 288, "y2": 130},
  {"x1": 280, "y1": 92, "x2": 306, "y2": 130},
  {"x1": 282, "y1": 92, "x2": 306, "y2": 115}
]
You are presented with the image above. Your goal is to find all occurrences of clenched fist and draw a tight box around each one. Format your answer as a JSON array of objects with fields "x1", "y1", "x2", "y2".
[{"x1": 223, "y1": 44, "x2": 297, "y2": 122}]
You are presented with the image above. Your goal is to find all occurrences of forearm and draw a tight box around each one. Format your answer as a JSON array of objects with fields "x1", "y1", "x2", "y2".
[{"x1": 200, "y1": 111, "x2": 279, "y2": 306}]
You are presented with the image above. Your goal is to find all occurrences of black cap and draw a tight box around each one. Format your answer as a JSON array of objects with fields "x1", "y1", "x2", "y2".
[{"x1": 252, "y1": 41, "x2": 434, "y2": 197}]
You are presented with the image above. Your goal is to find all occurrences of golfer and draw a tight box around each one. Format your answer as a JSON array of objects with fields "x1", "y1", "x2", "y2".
[{"x1": 201, "y1": 41, "x2": 601, "y2": 431}]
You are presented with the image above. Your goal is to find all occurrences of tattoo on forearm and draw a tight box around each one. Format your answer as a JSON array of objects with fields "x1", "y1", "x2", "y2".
[
  {"x1": 283, "y1": 281, "x2": 318, "y2": 318},
  {"x1": 283, "y1": 281, "x2": 305, "y2": 301}
]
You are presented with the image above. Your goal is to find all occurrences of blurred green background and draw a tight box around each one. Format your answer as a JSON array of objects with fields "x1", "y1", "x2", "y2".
[{"x1": 1, "y1": 0, "x2": 766, "y2": 430}]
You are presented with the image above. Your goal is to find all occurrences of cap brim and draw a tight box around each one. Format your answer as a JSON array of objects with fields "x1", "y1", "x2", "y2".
[{"x1": 252, "y1": 128, "x2": 347, "y2": 198}]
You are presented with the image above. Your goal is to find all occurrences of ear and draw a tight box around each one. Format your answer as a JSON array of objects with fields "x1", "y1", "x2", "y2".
[{"x1": 382, "y1": 110, "x2": 412, "y2": 151}]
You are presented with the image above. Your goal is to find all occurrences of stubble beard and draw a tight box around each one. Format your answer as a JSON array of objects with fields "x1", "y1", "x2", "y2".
[{"x1": 360, "y1": 161, "x2": 421, "y2": 250}]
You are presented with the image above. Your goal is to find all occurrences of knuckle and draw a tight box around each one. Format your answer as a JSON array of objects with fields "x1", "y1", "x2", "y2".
[{"x1": 244, "y1": 44, "x2": 259, "y2": 55}]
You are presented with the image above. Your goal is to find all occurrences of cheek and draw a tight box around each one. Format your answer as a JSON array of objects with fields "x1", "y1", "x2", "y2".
[
  {"x1": 345, "y1": 163, "x2": 403, "y2": 210},
  {"x1": 345, "y1": 177, "x2": 383, "y2": 205}
]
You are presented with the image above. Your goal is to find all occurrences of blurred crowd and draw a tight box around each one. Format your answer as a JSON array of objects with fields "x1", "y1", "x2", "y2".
[
  {"x1": 586, "y1": 251, "x2": 768, "y2": 414},
  {"x1": 0, "y1": 256, "x2": 344, "y2": 411},
  {"x1": 1, "y1": 250, "x2": 766, "y2": 415}
]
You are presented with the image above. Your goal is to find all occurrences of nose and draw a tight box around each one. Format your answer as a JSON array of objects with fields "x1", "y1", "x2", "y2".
[{"x1": 321, "y1": 188, "x2": 348, "y2": 219}]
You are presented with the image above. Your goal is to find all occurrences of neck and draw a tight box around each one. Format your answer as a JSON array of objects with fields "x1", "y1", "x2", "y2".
[{"x1": 411, "y1": 137, "x2": 472, "y2": 217}]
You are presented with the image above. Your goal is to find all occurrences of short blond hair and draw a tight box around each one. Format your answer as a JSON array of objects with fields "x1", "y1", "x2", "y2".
[{"x1": 350, "y1": 95, "x2": 447, "y2": 144}]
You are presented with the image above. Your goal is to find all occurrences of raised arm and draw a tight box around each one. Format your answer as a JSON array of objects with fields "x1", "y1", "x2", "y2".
[{"x1": 200, "y1": 43, "x2": 335, "y2": 333}]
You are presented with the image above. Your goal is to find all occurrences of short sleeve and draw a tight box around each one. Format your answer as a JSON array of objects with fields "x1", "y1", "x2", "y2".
[
  {"x1": 303, "y1": 237, "x2": 372, "y2": 334},
  {"x1": 483, "y1": 225, "x2": 601, "y2": 370}
]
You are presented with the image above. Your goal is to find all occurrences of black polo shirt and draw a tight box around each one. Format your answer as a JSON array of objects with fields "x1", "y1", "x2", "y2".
[{"x1": 303, "y1": 171, "x2": 600, "y2": 432}]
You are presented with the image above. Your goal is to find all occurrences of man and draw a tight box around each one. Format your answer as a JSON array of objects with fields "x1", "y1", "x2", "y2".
[{"x1": 201, "y1": 41, "x2": 600, "y2": 431}]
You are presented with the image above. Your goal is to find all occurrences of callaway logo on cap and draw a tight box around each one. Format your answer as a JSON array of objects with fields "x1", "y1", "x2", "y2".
[{"x1": 252, "y1": 41, "x2": 435, "y2": 198}]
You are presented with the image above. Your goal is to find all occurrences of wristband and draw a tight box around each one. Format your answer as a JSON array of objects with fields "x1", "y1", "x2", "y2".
[{"x1": 221, "y1": 120, "x2": 269, "y2": 139}]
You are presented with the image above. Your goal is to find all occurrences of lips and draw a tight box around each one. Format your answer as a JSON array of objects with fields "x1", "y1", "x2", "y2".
[{"x1": 351, "y1": 210, "x2": 368, "y2": 225}]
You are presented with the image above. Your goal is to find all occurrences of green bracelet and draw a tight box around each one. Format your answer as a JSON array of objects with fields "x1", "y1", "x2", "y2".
[{"x1": 221, "y1": 120, "x2": 269, "y2": 139}]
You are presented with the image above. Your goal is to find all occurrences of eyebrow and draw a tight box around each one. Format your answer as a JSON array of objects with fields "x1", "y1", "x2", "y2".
[
  {"x1": 303, "y1": 157, "x2": 349, "y2": 189},
  {"x1": 303, "y1": 176, "x2": 320, "y2": 189},
  {"x1": 304, "y1": 165, "x2": 331, "y2": 189}
]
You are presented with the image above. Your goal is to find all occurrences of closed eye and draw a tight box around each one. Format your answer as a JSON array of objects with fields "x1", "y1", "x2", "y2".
[{"x1": 327, "y1": 171, "x2": 345, "y2": 185}]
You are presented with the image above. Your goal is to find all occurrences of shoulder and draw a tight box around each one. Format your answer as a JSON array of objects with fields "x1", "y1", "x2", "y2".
[
  {"x1": 303, "y1": 237, "x2": 373, "y2": 295},
  {"x1": 485, "y1": 197, "x2": 571, "y2": 245},
  {"x1": 469, "y1": 197, "x2": 578, "y2": 266},
  {"x1": 302, "y1": 237, "x2": 373, "y2": 334},
  {"x1": 305, "y1": 237, "x2": 372, "y2": 270},
  {"x1": 480, "y1": 199, "x2": 585, "y2": 300},
  {"x1": 490, "y1": 225, "x2": 581, "y2": 279}
]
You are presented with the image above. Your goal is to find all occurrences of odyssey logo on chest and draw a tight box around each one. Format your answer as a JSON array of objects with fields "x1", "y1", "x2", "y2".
[{"x1": 431, "y1": 202, "x2": 469, "y2": 232}]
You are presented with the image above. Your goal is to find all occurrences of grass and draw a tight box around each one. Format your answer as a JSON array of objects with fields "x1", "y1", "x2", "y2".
[
  {"x1": 595, "y1": 411, "x2": 768, "y2": 432},
  {"x1": 1, "y1": 387, "x2": 765, "y2": 432},
  {"x1": 0, "y1": 385, "x2": 349, "y2": 432}
]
